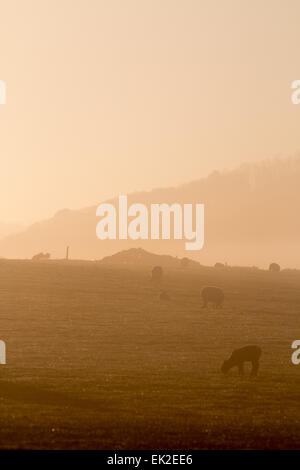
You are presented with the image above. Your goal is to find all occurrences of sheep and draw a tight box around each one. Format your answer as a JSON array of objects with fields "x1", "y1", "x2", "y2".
[
  {"x1": 201, "y1": 286, "x2": 224, "y2": 308},
  {"x1": 152, "y1": 266, "x2": 163, "y2": 282},
  {"x1": 160, "y1": 291, "x2": 170, "y2": 301},
  {"x1": 214, "y1": 262, "x2": 225, "y2": 268},
  {"x1": 221, "y1": 345, "x2": 262, "y2": 376},
  {"x1": 269, "y1": 262, "x2": 280, "y2": 272}
]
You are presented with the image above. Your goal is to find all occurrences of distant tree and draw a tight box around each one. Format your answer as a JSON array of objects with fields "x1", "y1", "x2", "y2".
[
  {"x1": 269, "y1": 262, "x2": 280, "y2": 272},
  {"x1": 152, "y1": 265, "x2": 163, "y2": 281},
  {"x1": 32, "y1": 252, "x2": 51, "y2": 261}
]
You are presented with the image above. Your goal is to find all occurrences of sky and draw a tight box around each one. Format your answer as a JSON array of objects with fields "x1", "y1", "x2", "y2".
[{"x1": 0, "y1": 0, "x2": 300, "y2": 224}]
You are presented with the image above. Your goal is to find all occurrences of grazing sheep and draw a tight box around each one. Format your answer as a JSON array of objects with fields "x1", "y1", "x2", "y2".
[
  {"x1": 269, "y1": 262, "x2": 280, "y2": 272},
  {"x1": 201, "y1": 286, "x2": 224, "y2": 308},
  {"x1": 221, "y1": 345, "x2": 262, "y2": 376},
  {"x1": 214, "y1": 262, "x2": 225, "y2": 268},
  {"x1": 152, "y1": 266, "x2": 163, "y2": 282},
  {"x1": 160, "y1": 291, "x2": 170, "y2": 301}
]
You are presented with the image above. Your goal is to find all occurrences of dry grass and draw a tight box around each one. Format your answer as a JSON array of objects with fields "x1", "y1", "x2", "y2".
[{"x1": 0, "y1": 260, "x2": 299, "y2": 449}]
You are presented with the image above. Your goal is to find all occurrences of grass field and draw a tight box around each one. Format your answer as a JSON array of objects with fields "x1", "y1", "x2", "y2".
[{"x1": 0, "y1": 259, "x2": 299, "y2": 449}]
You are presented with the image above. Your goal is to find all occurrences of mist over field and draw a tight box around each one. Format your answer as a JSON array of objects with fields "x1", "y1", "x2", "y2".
[
  {"x1": 0, "y1": 222, "x2": 24, "y2": 241},
  {"x1": 2, "y1": 0, "x2": 300, "y2": 452},
  {"x1": 0, "y1": 156, "x2": 299, "y2": 268}
]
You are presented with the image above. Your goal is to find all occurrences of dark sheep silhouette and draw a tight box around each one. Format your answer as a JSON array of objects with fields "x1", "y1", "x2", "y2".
[
  {"x1": 269, "y1": 262, "x2": 280, "y2": 272},
  {"x1": 201, "y1": 286, "x2": 224, "y2": 308},
  {"x1": 214, "y1": 262, "x2": 225, "y2": 268},
  {"x1": 221, "y1": 345, "x2": 262, "y2": 376},
  {"x1": 152, "y1": 266, "x2": 163, "y2": 281}
]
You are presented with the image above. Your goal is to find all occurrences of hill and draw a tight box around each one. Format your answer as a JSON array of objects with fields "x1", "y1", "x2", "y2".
[
  {"x1": 98, "y1": 247, "x2": 200, "y2": 267},
  {"x1": 0, "y1": 222, "x2": 25, "y2": 240},
  {"x1": 0, "y1": 156, "x2": 300, "y2": 267}
]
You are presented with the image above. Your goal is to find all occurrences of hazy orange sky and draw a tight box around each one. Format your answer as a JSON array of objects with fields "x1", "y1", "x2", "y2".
[{"x1": 0, "y1": 0, "x2": 299, "y2": 224}]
